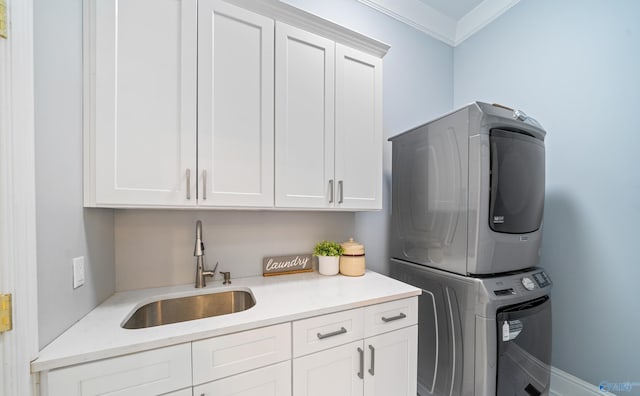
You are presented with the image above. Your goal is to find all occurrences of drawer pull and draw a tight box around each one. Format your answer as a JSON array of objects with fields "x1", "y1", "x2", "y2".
[
  {"x1": 357, "y1": 347, "x2": 364, "y2": 379},
  {"x1": 317, "y1": 326, "x2": 347, "y2": 340},
  {"x1": 381, "y1": 312, "x2": 406, "y2": 323},
  {"x1": 329, "y1": 180, "x2": 334, "y2": 204},
  {"x1": 186, "y1": 169, "x2": 191, "y2": 200},
  {"x1": 368, "y1": 345, "x2": 375, "y2": 376},
  {"x1": 202, "y1": 169, "x2": 207, "y2": 200}
]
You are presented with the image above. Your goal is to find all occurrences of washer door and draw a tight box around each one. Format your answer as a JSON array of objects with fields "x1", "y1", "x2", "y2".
[{"x1": 496, "y1": 296, "x2": 552, "y2": 396}]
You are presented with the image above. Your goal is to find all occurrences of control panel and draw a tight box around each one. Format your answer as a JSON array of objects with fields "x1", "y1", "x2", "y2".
[{"x1": 490, "y1": 269, "x2": 551, "y2": 296}]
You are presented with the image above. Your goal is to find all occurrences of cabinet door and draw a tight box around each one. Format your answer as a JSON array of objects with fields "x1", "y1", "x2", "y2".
[
  {"x1": 192, "y1": 322, "x2": 291, "y2": 385},
  {"x1": 44, "y1": 344, "x2": 192, "y2": 396},
  {"x1": 89, "y1": 0, "x2": 197, "y2": 206},
  {"x1": 293, "y1": 341, "x2": 364, "y2": 396},
  {"x1": 275, "y1": 22, "x2": 335, "y2": 208},
  {"x1": 162, "y1": 388, "x2": 193, "y2": 396},
  {"x1": 364, "y1": 326, "x2": 418, "y2": 396},
  {"x1": 334, "y1": 44, "x2": 383, "y2": 210},
  {"x1": 194, "y1": 361, "x2": 291, "y2": 396},
  {"x1": 198, "y1": 0, "x2": 274, "y2": 207}
]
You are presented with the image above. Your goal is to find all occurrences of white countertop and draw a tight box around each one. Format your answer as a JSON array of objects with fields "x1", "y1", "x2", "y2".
[{"x1": 32, "y1": 271, "x2": 420, "y2": 372}]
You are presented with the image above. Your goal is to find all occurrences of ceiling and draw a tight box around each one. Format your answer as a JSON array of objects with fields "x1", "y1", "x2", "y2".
[
  {"x1": 418, "y1": 0, "x2": 486, "y2": 20},
  {"x1": 357, "y1": 0, "x2": 521, "y2": 46}
]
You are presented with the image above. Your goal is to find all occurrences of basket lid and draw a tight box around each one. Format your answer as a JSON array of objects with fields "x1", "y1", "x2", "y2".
[{"x1": 341, "y1": 238, "x2": 364, "y2": 255}]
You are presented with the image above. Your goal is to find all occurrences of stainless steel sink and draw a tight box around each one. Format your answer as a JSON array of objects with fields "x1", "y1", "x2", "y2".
[{"x1": 122, "y1": 290, "x2": 255, "y2": 329}]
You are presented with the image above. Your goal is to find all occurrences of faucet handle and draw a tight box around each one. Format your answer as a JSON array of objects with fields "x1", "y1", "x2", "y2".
[{"x1": 220, "y1": 271, "x2": 231, "y2": 285}]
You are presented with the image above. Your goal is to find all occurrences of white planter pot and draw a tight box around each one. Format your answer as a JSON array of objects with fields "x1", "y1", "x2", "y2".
[{"x1": 318, "y1": 256, "x2": 339, "y2": 275}]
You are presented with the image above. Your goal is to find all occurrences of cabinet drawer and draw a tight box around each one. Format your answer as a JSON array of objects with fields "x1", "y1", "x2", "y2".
[
  {"x1": 194, "y1": 360, "x2": 291, "y2": 396},
  {"x1": 293, "y1": 307, "x2": 364, "y2": 357},
  {"x1": 364, "y1": 297, "x2": 417, "y2": 337},
  {"x1": 43, "y1": 343, "x2": 191, "y2": 396},
  {"x1": 192, "y1": 322, "x2": 291, "y2": 385}
]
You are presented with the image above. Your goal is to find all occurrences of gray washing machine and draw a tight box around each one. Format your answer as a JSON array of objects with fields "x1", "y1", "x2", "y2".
[{"x1": 390, "y1": 259, "x2": 552, "y2": 396}]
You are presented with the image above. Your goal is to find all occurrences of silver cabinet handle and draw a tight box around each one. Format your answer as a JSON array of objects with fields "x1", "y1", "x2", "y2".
[
  {"x1": 338, "y1": 180, "x2": 344, "y2": 203},
  {"x1": 328, "y1": 180, "x2": 334, "y2": 204},
  {"x1": 368, "y1": 345, "x2": 375, "y2": 375},
  {"x1": 317, "y1": 326, "x2": 347, "y2": 340},
  {"x1": 186, "y1": 169, "x2": 191, "y2": 200},
  {"x1": 202, "y1": 169, "x2": 207, "y2": 200},
  {"x1": 357, "y1": 347, "x2": 364, "y2": 379},
  {"x1": 381, "y1": 312, "x2": 406, "y2": 322}
]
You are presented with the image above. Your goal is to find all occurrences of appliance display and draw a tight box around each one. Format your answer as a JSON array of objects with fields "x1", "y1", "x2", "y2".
[
  {"x1": 390, "y1": 260, "x2": 552, "y2": 396},
  {"x1": 389, "y1": 102, "x2": 547, "y2": 276}
]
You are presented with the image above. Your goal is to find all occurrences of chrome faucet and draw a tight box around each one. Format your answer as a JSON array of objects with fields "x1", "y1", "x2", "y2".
[{"x1": 194, "y1": 220, "x2": 216, "y2": 288}]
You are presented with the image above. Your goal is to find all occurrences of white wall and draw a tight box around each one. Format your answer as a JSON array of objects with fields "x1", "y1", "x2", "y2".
[
  {"x1": 454, "y1": 0, "x2": 640, "y2": 386},
  {"x1": 34, "y1": 0, "x2": 115, "y2": 348}
]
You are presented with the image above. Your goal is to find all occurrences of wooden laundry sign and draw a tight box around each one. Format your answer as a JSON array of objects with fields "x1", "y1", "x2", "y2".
[{"x1": 263, "y1": 254, "x2": 313, "y2": 276}]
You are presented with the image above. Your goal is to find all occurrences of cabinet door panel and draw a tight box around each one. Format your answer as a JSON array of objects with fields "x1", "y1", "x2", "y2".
[
  {"x1": 293, "y1": 341, "x2": 363, "y2": 396},
  {"x1": 334, "y1": 44, "x2": 383, "y2": 210},
  {"x1": 275, "y1": 22, "x2": 335, "y2": 208},
  {"x1": 192, "y1": 322, "x2": 291, "y2": 385},
  {"x1": 91, "y1": 0, "x2": 197, "y2": 206},
  {"x1": 194, "y1": 361, "x2": 291, "y2": 396},
  {"x1": 364, "y1": 325, "x2": 418, "y2": 396},
  {"x1": 198, "y1": 0, "x2": 274, "y2": 207},
  {"x1": 44, "y1": 344, "x2": 191, "y2": 395}
]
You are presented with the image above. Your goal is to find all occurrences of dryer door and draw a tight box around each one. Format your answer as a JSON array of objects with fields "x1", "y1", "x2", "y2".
[
  {"x1": 489, "y1": 129, "x2": 545, "y2": 234},
  {"x1": 496, "y1": 296, "x2": 552, "y2": 396}
]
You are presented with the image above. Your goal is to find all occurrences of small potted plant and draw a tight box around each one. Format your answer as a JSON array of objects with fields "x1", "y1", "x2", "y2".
[{"x1": 313, "y1": 240, "x2": 345, "y2": 275}]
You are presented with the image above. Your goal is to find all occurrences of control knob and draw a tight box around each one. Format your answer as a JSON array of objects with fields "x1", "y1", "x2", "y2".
[{"x1": 521, "y1": 277, "x2": 536, "y2": 291}]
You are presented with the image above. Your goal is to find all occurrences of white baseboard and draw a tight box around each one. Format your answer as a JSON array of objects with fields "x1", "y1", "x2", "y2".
[{"x1": 550, "y1": 366, "x2": 613, "y2": 396}]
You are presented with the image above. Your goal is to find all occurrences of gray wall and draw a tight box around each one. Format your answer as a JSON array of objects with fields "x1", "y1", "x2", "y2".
[
  {"x1": 34, "y1": 0, "x2": 115, "y2": 348},
  {"x1": 115, "y1": 210, "x2": 355, "y2": 291},
  {"x1": 454, "y1": 0, "x2": 640, "y2": 385}
]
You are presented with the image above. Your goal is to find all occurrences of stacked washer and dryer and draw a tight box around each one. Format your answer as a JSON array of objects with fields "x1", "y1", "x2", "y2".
[{"x1": 389, "y1": 102, "x2": 552, "y2": 396}]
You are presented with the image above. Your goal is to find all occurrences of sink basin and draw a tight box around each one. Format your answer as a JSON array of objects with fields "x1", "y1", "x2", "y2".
[{"x1": 122, "y1": 290, "x2": 256, "y2": 329}]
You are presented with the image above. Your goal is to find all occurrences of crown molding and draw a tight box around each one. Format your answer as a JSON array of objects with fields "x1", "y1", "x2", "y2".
[
  {"x1": 455, "y1": 0, "x2": 520, "y2": 45},
  {"x1": 357, "y1": 0, "x2": 456, "y2": 46},
  {"x1": 357, "y1": 0, "x2": 520, "y2": 47}
]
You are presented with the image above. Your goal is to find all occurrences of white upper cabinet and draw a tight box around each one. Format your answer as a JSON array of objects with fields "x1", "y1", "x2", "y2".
[
  {"x1": 275, "y1": 22, "x2": 335, "y2": 208},
  {"x1": 85, "y1": 0, "x2": 388, "y2": 210},
  {"x1": 335, "y1": 44, "x2": 383, "y2": 210},
  {"x1": 87, "y1": 0, "x2": 197, "y2": 207},
  {"x1": 275, "y1": 26, "x2": 383, "y2": 210},
  {"x1": 198, "y1": 0, "x2": 274, "y2": 207}
]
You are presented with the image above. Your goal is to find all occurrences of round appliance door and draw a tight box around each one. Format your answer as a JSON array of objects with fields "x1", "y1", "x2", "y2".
[
  {"x1": 496, "y1": 296, "x2": 552, "y2": 396},
  {"x1": 489, "y1": 129, "x2": 545, "y2": 234}
]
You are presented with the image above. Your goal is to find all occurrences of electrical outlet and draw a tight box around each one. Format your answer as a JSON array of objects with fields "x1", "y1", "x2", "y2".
[{"x1": 73, "y1": 256, "x2": 85, "y2": 289}]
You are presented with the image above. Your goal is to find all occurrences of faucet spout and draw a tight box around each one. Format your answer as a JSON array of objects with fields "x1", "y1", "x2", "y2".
[
  {"x1": 194, "y1": 220, "x2": 204, "y2": 257},
  {"x1": 194, "y1": 220, "x2": 215, "y2": 288}
]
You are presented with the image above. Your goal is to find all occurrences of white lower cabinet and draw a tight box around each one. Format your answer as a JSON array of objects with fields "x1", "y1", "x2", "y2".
[
  {"x1": 42, "y1": 344, "x2": 192, "y2": 396},
  {"x1": 163, "y1": 388, "x2": 194, "y2": 396},
  {"x1": 293, "y1": 341, "x2": 364, "y2": 396},
  {"x1": 194, "y1": 361, "x2": 291, "y2": 396},
  {"x1": 363, "y1": 326, "x2": 418, "y2": 396},
  {"x1": 40, "y1": 298, "x2": 416, "y2": 396},
  {"x1": 292, "y1": 298, "x2": 418, "y2": 396}
]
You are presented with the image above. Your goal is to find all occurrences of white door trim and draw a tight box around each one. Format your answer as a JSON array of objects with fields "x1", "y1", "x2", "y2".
[{"x1": 0, "y1": 0, "x2": 39, "y2": 395}]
